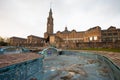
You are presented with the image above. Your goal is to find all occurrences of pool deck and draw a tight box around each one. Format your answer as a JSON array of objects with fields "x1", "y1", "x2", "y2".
[
  {"x1": 0, "y1": 50, "x2": 120, "y2": 68},
  {"x1": 0, "y1": 53, "x2": 41, "y2": 68},
  {"x1": 70, "y1": 50, "x2": 120, "y2": 67}
]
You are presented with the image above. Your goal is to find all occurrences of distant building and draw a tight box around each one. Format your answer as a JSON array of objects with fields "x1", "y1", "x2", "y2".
[
  {"x1": 101, "y1": 26, "x2": 120, "y2": 42},
  {"x1": 84, "y1": 26, "x2": 101, "y2": 42},
  {"x1": 10, "y1": 35, "x2": 45, "y2": 47},
  {"x1": 44, "y1": 8, "x2": 54, "y2": 39},
  {"x1": 10, "y1": 37, "x2": 27, "y2": 46},
  {"x1": 10, "y1": 8, "x2": 120, "y2": 49},
  {"x1": 44, "y1": 8, "x2": 120, "y2": 48},
  {"x1": 27, "y1": 35, "x2": 45, "y2": 47}
]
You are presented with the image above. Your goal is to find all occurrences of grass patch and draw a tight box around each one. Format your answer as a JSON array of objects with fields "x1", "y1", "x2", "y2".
[{"x1": 82, "y1": 48, "x2": 120, "y2": 52}]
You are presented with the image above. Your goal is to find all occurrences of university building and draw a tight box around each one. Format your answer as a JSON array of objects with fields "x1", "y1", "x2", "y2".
[
  {"x1": 9, "y1": 37, "x2": 27, "y2": 46},
  {"x1": 10, "y1": 35, "x2": 45, "y2": 47},
  {"x1": 44, "y1": 8, "x2": 120, "y2": 48},
  {"x1": 9, "y1": 8, "x2": 120, "y2": 48},
  {"x1": 101, "y1": 27, "x2": 120, "y2": 42}
]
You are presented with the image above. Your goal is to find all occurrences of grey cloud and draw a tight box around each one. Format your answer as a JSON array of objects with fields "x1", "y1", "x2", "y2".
[{"x1": 0, "y1": 0, "x2": 120, "y2": 37}]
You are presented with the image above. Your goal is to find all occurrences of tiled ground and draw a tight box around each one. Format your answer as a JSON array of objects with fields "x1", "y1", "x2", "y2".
[
  {"x1": 0, "y1": 53, "x2": 41, "y2": 68},
  {"x1": 76, "y1": 50, "x2": 120, "y2": 67}
]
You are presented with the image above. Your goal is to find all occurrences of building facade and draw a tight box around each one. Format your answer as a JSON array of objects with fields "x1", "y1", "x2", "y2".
[
  {"x1": 84, "y1": 26, "x2": 101, "y2": 42},
  {"x1": 44, "y1": 8, "x2": 120, "y2": 48},
  {"x1": 10, "y1": 8, "x2": 120, "y2": 49},
  {"x1": 10, "y1": 37, "x2": 27, "y2": 46},
  {"x1": 44, "y1": 8, "x2": 54, "y2": 39},
  {"x1": 27, "y1": 35, "x2": 45, "y2": 47},
  {"x1": 10, "y1": 35, "x2": 45, "y2": 47},
  {"x1": 101, "y1": 26, "x2": 120, "y2": 42}
]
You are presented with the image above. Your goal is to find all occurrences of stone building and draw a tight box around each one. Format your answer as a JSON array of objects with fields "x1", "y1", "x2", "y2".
[
  {"x1": 10, "y1": 35, "x2": 45, "y2": 47},
  {"x1": 101, "y1": 26, "x2": 120, "y2": 42},
  {"x1": 10, "y1": 37, "x2": 27, "y2": 46},
  {"x1": 10, "y1": 8, "x2": 120, "y2": 49},
  {"x1": 44, "y1": 8, "x2": 120, "y2": 48},
  {"x1": 44, "y1": 8, "x2": 54, "y2": 39},
  {"x1": 44, "y1": 8, "x2": 85, "y2": 48},
  {"x1": 84, "y1": 26, "x2": 101, "y2": 42},
  {"x1": 27, "y1": 35, "x2": 45, "y2": 47},
  {"x1": 55, "y1": 27, "x2": 84, "y2": 48},
  {"x1": 44, "y1": 8, "x2": 102, "y2": 48}
]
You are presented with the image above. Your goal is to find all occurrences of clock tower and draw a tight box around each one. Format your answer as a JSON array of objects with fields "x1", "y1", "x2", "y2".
[{"x1": 44, "y1": 8, "x2": 54, "y2": 39}]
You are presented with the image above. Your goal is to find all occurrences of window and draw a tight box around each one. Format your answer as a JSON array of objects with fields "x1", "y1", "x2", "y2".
[
  {"x1": 89, "y1": 37, "x2": 92, "y2": 41},
  {"x1": 102, "y1": 33, "x2": 106, "y2": 36},
  {"x1": 108, "y1": 33, "x2": 112, "y2": 36},
  {"x1": 113, "y1": 33, "x2": 117, "y2": 36},
  {"x1": 94, "y1": 36, "x2": 97, "y2": 40}
]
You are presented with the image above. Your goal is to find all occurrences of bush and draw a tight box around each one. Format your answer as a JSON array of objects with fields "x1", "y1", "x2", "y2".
[{"x1": 0, "y1": 41, "x2": 8, "y2": 46}]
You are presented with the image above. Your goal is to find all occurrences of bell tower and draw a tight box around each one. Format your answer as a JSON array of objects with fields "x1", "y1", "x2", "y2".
[
  {"x1": 47, "y1": 8, "x2": 54, "y2": 34},
  {"x1": 44, "y1": 8, "x2": 54, "y2": 39}
]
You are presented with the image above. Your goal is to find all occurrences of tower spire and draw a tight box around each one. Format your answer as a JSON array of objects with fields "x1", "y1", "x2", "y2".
[
  {"x1": 49, "y1": 8, "x2": 52, "y2": 17},
  {"x1": 46, "y1": 8, "x2": 54, "y2": 35},
  {"x1": 49, "y1": 0, "x2": 52, "y2": 17},
  {"x1": 44, "y1": 1, "x2": 54, "y2": 38}
]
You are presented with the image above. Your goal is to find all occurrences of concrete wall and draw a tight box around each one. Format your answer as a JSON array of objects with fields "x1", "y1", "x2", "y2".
[{"x1": 0, "y1": 57, "x2": 43, "y2": 80}]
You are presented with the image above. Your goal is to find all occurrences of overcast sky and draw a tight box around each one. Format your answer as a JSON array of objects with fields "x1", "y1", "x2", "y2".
[{"x1": 0, "y1": 0, "x2": 120, "y2": 38}]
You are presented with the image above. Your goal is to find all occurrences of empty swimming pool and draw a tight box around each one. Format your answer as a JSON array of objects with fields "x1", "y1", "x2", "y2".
[{"x1": 40, "y1": 48, "x2": 120, "y2": 80}]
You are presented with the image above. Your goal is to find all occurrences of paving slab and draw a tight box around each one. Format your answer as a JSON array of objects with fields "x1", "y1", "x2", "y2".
[
  {"x1": 72, "y1": 50, "x2": 120, "y2": 67},
  {"x1": 0, "y1": 53, "x2": 41, "y2": 68}
]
